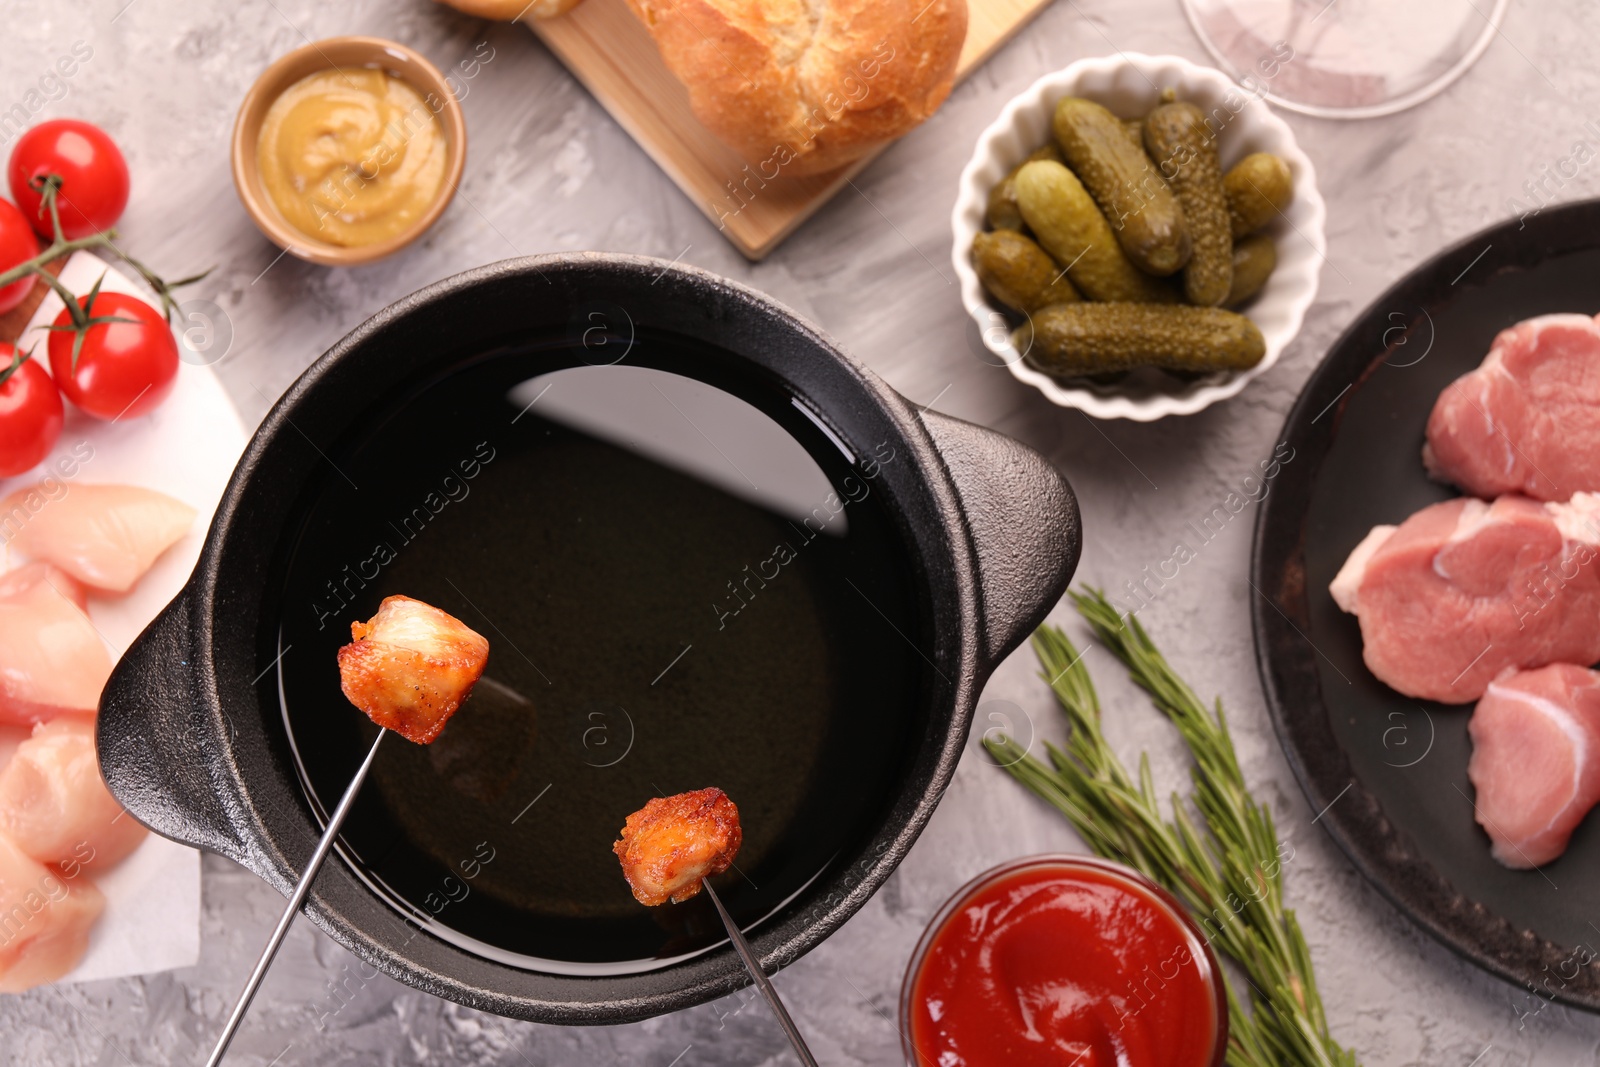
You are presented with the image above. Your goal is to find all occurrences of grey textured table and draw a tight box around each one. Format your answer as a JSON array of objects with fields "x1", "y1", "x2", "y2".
[{"x1": 3, "y1": 1, "x2": 1596, "y2": 1063}]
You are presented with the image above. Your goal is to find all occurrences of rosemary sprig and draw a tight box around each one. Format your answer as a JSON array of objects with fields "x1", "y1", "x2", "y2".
[{"x1": 984, "y1": 588, "x2": 1357, "y2": 1067}]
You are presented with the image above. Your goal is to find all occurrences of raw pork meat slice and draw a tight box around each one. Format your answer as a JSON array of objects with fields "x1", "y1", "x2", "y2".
[
  {"x1": 0, "y1": 830, "x2": 104, "y2": 992},
  {"x1": 0, "y1": 716, "x2": 146, "y2": 870},
  {"x1": 1330, "y1": 493, "x2": 1600, "y2": 703},
  {"x1": 1425, "y1": 313, "x2": 1600, "y2": 501},
  {"x1": 0, "y1": 483, "x2": 196, "y2": 593},
  {"x1": 0, "y1": 570, "x2": 113, "y2": 725},
  {"x1": 1467, "y1": 664, "x2": 1600, "y2": 868}
]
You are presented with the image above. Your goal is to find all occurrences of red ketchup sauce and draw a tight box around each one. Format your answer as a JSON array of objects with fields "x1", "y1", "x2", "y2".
[{"x1": 902, "y1": 856, "x2": 1226, "y2": 1067}]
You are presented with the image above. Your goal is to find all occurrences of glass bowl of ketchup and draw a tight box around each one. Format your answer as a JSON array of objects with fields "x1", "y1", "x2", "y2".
[{"x1": 900, "y1": 854, "x2": 1228, "y2": 1067}]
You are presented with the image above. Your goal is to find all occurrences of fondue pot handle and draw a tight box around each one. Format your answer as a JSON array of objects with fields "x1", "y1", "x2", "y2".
[
  {"x1": 98, "y1": 591, "x2": 256, "y2": 867},
  {"x1": 920, "y1": 411, "x2": 1081, "y2": 669}
]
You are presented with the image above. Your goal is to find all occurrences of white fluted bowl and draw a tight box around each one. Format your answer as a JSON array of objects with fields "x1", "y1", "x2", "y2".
[{"x1": 953, "y1": 53, "x2": 1326, "y2": 421}]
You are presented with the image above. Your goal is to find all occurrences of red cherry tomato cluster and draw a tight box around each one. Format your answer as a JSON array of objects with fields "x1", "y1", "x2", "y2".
[{"x1": 0, "y1": 119, "x2": 178, "y2": 479}]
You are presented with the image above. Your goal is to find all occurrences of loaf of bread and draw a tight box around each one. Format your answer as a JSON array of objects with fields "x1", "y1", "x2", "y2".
[{"x1": 625, "y1": 0, "x2": 968, "y2": 176}]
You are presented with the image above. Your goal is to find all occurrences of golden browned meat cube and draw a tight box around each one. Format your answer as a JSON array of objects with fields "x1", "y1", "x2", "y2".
[
  {"x1": 613, "y1": 788, "x2": 742, "y2": 906},
  {"x1": 336, "y1": 595, "x2": 490, "y2": 745}
]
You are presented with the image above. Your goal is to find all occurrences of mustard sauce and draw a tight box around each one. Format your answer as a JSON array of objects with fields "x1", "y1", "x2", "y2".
[{"x1": 257, "y1": 68, "x2": 447, "y2": 247}]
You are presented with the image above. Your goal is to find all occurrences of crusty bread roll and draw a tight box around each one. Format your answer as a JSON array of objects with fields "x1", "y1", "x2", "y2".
[
  {"x1": 626, "y1": 0, "x2": 968, "y2": 176},
  {"x1": 435, "y1": 0, "x2": 584, "y2": 20}
]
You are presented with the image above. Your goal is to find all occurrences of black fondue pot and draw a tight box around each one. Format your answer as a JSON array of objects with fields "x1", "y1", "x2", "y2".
[{"x1": 98, "y1": 254, "x2": 1080, "y2": 1023}]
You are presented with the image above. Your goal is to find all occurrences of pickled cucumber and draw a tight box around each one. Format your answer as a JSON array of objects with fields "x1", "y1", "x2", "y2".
[
  {"x1": 972, "y1": 230, "x2": 1081, "y2": 312},
  {"x1": 1020, "y1": 302, "x2": 1266, "y2": 375},
  {"x1": 1122, "y1": 119, "x2": 1143, "y2": 152},
  {"x1": 985, "y1": 144, "x2": 1064, "y2": 232},
  {"x1": 1224, "y1": 153, "x2": 1293, "y2": 238},
  {"x1": 1143, "y1": 100, "x2": 1232, "y2": 307},
  {"x1": 1013, "y1": 160, "x2": 1177, "y2": 304},
  {"x1": 1052, "y1": 97, "x2": 1191, "y2": 276},
  {"x1": 1226, "y1": 233, "x2": 1276, "y2": 307}
]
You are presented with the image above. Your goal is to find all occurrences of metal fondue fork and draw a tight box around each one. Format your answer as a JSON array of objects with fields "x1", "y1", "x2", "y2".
[
  {"x1": 702, "y1": 880, "x2": 820, "y2": 1067},
  {"x1": 205, "y1": 733, "x2": 818, "y2": 1066},
  {"x1": 204, "y1": 729, "x2": 388, "y2": 1067}
]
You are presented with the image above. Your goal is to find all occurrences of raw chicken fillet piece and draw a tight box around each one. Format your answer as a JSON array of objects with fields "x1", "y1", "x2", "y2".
[
  {"x1": 1425, "y1": 313, "x2": 1600, "y2": 502},
  {"x1": 1468, "y1": 664, "x2": 1600, "y2": 868},
  {"x1": 0, "y1": 566, "x2": 112, "y2": 724},
  {"x1": 0, "y1": 715, "x2": 147, "y2": 870},
  {"x1": 0, "y1": 725, "x2": 29, "y2": 770},
  {"x1": 0, "y1": 486, "x2": 197, "y2": 993},
  {"x1": 1330, "y1": 493, "x2": 1600, "y2": 703},
  {"x1": 337, "y1": 595, "x2": 490, "y2": 745},
  {"x1": 0, "y1": 830, "x2": 104, "y2": 992},
  {"x1": 0, "y1": 482, "x2": 196, "y2": 593},
  {"x1": 613, "y1": 787, "x2": 742, "y2": 906},
  {"x1": 0, "y1": 563, "x2": 86, "y2": 611}
]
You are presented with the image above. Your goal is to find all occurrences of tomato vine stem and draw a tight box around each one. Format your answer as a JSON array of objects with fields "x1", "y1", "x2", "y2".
[
  {"x1": 0, "y1": 344, "x2": 34, "y2": 388},
  {"x1": 0, "y1": 173, "x2": 209, "y2": 332}
]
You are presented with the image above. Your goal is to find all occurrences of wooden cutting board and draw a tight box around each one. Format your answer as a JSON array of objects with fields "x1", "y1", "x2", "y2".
[
  {"x1": 0, "y1": 257, "x2": 64, "y2": 344},
  {"x1": 527, "y1": 0, "x2": 1054, "y2": 260}
]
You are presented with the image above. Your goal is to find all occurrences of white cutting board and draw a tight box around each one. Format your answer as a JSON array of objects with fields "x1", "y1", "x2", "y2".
[{"x1": 2, "y1": 252, "x2": 248, "y2": 985}]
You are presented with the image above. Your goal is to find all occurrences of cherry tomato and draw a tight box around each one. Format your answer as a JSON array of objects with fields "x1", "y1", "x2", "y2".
[
  {"x1": 8, "y1": 120, "x2": 130, "y2": 240},
  {"x1": 0, "y1": 344, "x2": 64, "y2": 478},
  {"x1": 48, "y1": 292, "x2": 177, "y2": 421},
  {"x1": 0, "y1": 199, "x2": 38, "y2": 315}
]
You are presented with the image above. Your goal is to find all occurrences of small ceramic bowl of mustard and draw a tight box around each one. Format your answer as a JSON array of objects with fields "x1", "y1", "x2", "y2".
[{"x1": 232, "y1": 36, "x2": 466, "y2": 267}]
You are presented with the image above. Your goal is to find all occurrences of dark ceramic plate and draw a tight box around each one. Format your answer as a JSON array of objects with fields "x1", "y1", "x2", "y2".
[{"x1": 1252, "y1": 199, "x2": 1600, "y2": 1012}]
